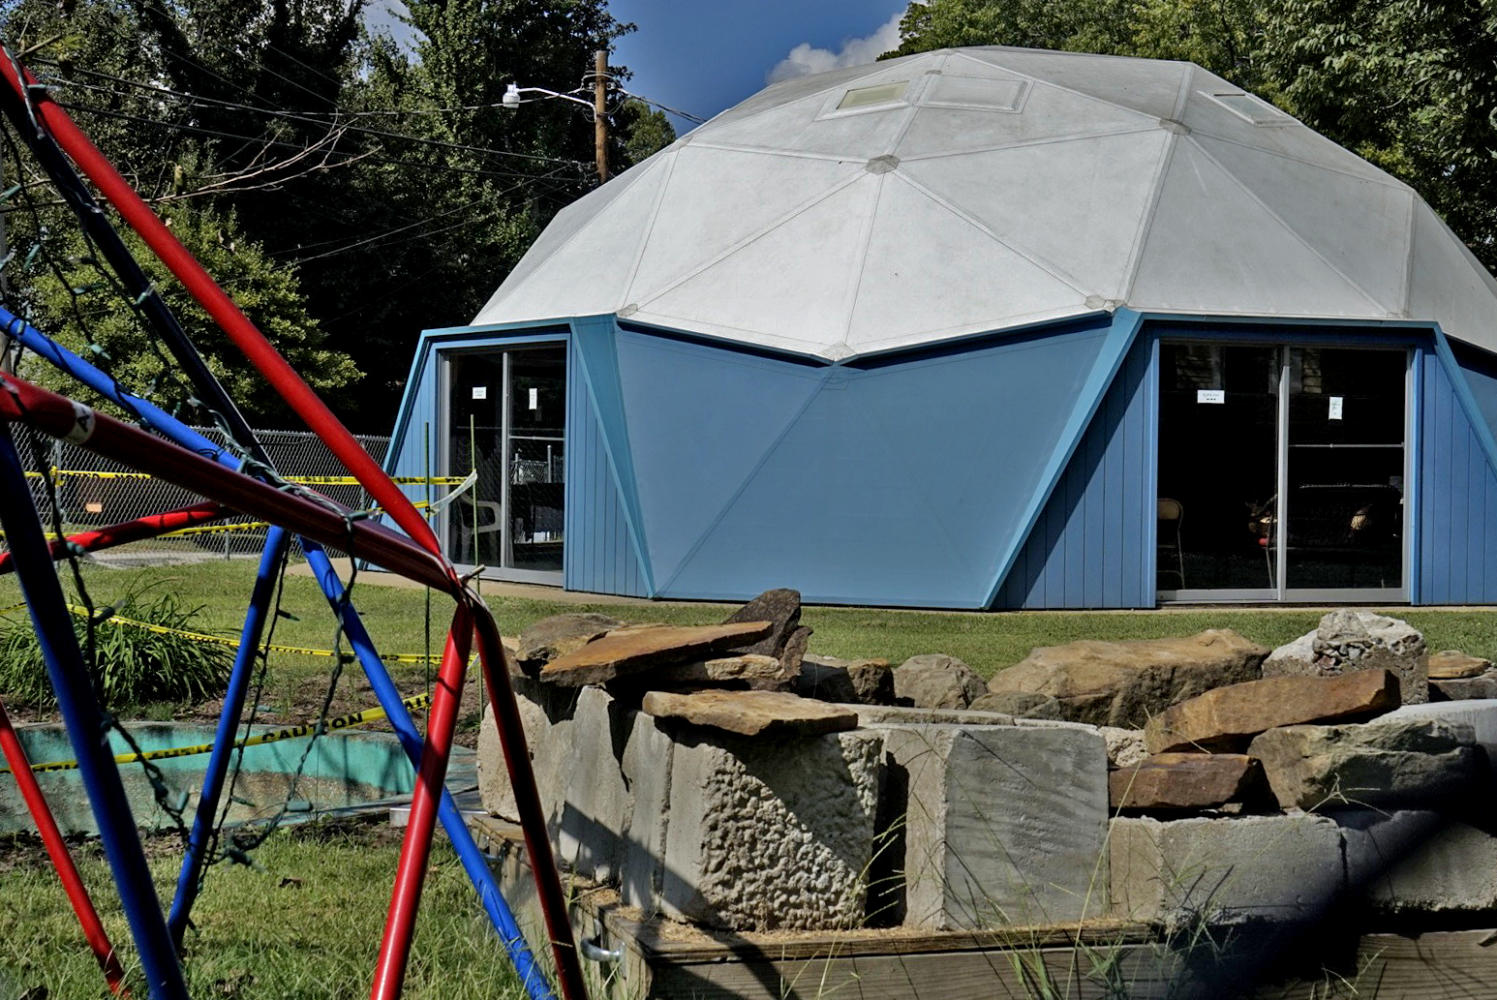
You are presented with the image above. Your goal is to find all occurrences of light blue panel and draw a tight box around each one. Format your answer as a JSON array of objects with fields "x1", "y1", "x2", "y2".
[
  {"x1": 565, "y1": 340, "x2": 649, "y2": 597},
  {"x1": 653, "y1": 320, "x2": 1113, "y2": 606},
  {"x1": 996, "y1": 332, "x2": 1156, "y2": 609},
  {"x1": 614, "y1": 329, "x2": 826, "y2": 588},
  {"x1": 1452, "y1": 342, "x2": 1497, "y2": 441},
  {"x1": 1417, "y1": 346, "x2": 1497, "y2": 604},
  {"x1": 384, "y1": 341, "x2": 440, "y2": 514}
]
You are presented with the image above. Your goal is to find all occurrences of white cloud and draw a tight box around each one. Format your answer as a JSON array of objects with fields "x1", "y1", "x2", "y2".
[{"x1": 767, "y1": 8, "x2": 907, "y2": 84}]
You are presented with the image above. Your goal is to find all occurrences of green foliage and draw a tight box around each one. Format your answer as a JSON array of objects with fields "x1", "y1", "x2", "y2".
[
  {"x1": 0, "y1": 0, "x2": 671, "y2": 429},
  {"x1": 891, "y1": 0, "x2": 1497, "y2": 269},
  {"x1": 0, "y1": 590, "x2": 232, "y2": 710}
]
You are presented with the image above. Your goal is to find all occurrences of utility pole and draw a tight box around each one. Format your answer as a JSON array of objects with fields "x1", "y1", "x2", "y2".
[{"x1": 593, "y1": 49, "x2": 609, "y2": 184}]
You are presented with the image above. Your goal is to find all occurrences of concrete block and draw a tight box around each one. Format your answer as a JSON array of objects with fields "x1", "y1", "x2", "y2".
[
  {"x1": 476, "y1": 676, "x2": 579, "y2": 830},
  {"x1": 880, "y1": 723, "x2": 1109, "y2": 929},
  {"x1": 1338, "y1": 809, "x2": 1497, "y2": 915},
  {"x1": 619, "y1": 709, "x2": 674, "y2": 914},
  {"x1": 659, "y1": 729, "x2": 883, "y2": 930},
  {"x1": 1109, "y1": 814, "x2": 1344, "y2": 927},
  {"x1": 1380, "y1": 700, "x2": 1497, "y2": 767},
  {"x1": 555, "y1": 686, "x2": 633, "y2": 881}
]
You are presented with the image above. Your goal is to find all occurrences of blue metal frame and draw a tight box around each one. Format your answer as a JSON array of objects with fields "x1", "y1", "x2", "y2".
[
  {"x1": 0, "y1": 422, "x2": 190, "y2": 1000},
  {"x1": 6, "y1": 308, "x2": 553, "y2": 999}
]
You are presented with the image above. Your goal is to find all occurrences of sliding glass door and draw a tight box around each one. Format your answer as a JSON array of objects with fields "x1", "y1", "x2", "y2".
[
  {"x1": 1157, "y1": 342, "x2": 1408, "y2": 603},
  {"x1": 444, "y1": 344, "x2": 566, "y2": 583}
]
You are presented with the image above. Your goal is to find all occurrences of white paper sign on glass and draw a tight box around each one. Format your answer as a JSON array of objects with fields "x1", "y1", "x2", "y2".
[
  {"x1": 1329, "y1": 395, "x2": 1344, "y2": 420},
  {"x1": 528, "y1": 387, "x2": 539, "y2": 410},
  {"x1": 471, "y1": 386, "x2": 487, "y2": 400},
  {"x1": 1197, "y1": 389, "x2": 1226, "y2": 404}
]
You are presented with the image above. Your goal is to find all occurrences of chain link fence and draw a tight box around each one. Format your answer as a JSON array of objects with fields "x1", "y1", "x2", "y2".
[{"x1": 7, "y1": 426, "x2": 391, "y2": 567}]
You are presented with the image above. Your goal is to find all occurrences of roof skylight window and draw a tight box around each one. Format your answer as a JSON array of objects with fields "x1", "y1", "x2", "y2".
[
  {"x1": 1203, "y1": 91, "x2": 1292, "y2": 126},
  {"x1": 836, "y1": 81, "x2": 910, "y2": 111}
]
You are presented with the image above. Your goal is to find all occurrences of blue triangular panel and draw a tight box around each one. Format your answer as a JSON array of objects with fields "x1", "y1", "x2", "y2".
[
  {"x1": 662, "y1": 323, "x2": 1111, "y2": 606},
  {"x1": 615, "y1": 329, "x2": 825, "y2": 586}
]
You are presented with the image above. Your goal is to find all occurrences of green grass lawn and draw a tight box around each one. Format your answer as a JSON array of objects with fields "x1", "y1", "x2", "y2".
[
  {"x1": 0, "y1": 818, "x2": 533, "y2": 999},
  {"x1": 3, "y1": 558, "x2": 1497, "y2": 713}
]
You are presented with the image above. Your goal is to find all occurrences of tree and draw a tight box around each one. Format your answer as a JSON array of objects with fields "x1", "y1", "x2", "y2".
[{"x1": 892, "y1": 0, "x2": 1497, "y2": 270}]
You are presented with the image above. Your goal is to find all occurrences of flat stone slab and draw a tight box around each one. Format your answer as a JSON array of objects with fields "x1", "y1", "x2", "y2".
[
  {"x1": 1429, "y1": 650, "x2": 1493, "y2": 680},
  {"x1": 894, "y1": 654, "x2": 986, "y2": 709},
  {"x1": 1144, "y1": 669, "x2": 1400, "y2": 754},
  {"x1": 539, "y1": 621, "x2": 773, "y2": 686},
  {"x1": 1247, "y1": 717, "x2": 1481, "y2": 811},
  {"x1": 1109, "y1": 753, "x2": 1269, "y2": 812},
  {"x1": 1339, "y1": 810, "x2": 1497, "y2": 916},
  {"x1": 1380, "y1": 699, "x2": 1497, "y2": 766},
  {"x1": 989, "y1": 629, "x2": 1267, "y2": 727},
  {"x1": 650, "y1": 654, "x2": 793, "y2": 687},
  {"x1": 1433, "y1": 670, "x2": 1497, "y2": 701},
  {"x1": 514, "y1": 612, "x2": 622, "y2": 671},
  {"x1": 795, "y1": 655, "x2": 893, "y2": 704},
  {"x1": 642, "y1": 689, "x2": 858, "y2": 737},
  {"x1": 722, "y1": 588, "x2": 802, "y2": 658}
]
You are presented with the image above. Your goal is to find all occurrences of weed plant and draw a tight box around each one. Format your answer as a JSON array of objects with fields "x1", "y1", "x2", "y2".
[{"x1": 0, "y1": 587, "x2": 232, "y2": 709}]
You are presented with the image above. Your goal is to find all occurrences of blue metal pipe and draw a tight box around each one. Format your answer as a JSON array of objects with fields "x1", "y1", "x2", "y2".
[
  {"x1": 301, "y1": 541, "x2": 555, "y2": 1000},
  {"x1": 0, "y1": 422, "x2": 189, "y2": 1000},
  {"x1": 167, "y1": 525, "x2": 293, "y2": 944},
  {"x1": 8, "y1": 310, "x2": 554, "y2": 998}
]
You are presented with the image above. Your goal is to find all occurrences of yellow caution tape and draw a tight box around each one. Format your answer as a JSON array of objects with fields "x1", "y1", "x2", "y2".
[
  {"x1": 1, "y1": 691, "x2": 433, "y2": 774},
  {"x1": 25, "y1": 470, "x2": 464, "y2": 486}
]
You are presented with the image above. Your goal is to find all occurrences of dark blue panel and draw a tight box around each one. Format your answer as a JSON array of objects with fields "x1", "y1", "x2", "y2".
[
  {"x1": 653, "y1": 322, "x2": 1112, "y2": 606},
  {"x1": 1417, "y1": 348, "x2": 1497, "y2": 604},
  {"x1": 996, "y1": 333, "x2": 1155, "y2": 609}
]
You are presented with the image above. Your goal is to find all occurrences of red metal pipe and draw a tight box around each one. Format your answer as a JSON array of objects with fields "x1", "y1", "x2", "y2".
[
  {"x1": 0, "y1": 52, "x2": 447, "y2": 567},
  {"x1": 0, "y1": 375, "x2": 455, "y2": 593},
  {"x1": 0, "y1": 501, "x2": 227, "y2": 574},
  {"x1": 370, "y1": 604, "x2": 473, "y2": 1000},
  {"x1": 472, "y1": 609, "x2": 588, "y2": 1000},
  {"x1": 0, "y1": 696, "x2": 128, "y2": 994}
]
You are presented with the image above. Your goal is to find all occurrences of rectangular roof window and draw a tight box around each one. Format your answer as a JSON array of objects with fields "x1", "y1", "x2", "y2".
[
  {"x1": 922, "y1": 75, "x2": 1028, "y2": 113},
  {"x1": 837, "y1": 81, "x2": 910, "y2": 111},
  {"x1": 1204, "y1": 91, "x2": 1292, "y2": 126}
]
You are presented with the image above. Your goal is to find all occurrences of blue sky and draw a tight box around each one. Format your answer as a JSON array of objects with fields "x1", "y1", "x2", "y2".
[{"x1": 366, "y1": 1, "x2": 912, "y2": 133}]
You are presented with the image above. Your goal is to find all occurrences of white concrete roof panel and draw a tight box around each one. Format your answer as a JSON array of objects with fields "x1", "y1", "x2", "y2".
[
  {"x1": 475, "y1": 48, "x2": 1497, "y2": 360},
  {"x1": 844, "y1": 172, "x2": 1087, "y2": 351}
]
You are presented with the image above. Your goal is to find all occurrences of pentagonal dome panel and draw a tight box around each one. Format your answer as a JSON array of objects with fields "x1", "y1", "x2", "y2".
[
  {"x1": 1193, "y1": 134, "x2": 1414, "y2": 313},
  {"x1": 1129, "y1": 139, "x2": 1384, "y2": 316},
  {"x1": 634, "y1": 176, "x2": 878, "y2": 355},
  {"x1": 899, "y1": 128, "x2": 1169, "y2": 297},
  {"x1": 844, "y1": 172, "x2": 1087, "y2": 352},
  {"x1": 628, "y1": 144, "x2": 864, "y2": 303}
]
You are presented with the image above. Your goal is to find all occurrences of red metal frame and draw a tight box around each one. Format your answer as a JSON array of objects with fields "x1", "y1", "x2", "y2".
[
  {"x1": 0, "y1": 48, "x2": 589, "y2": 999},
  {"x1": 0, "y1": 501, "x2": 227, "y2": 574},
  {"x1": 0, "y1": 696, "x2": 128, "y2": 994},
  {"x1": 370, "y1": 603, "x2": 473, "y2": 999},
  {"x1": 0, "y1": 56, "x2": 445, "y2": 566}
]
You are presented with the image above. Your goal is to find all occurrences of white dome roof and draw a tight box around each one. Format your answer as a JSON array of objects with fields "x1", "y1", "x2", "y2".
[{"x1": 474, "y1": 47, "x2": 1497, "y2": 360}]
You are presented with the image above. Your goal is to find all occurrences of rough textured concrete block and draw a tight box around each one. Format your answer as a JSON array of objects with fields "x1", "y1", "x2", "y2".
[
  {"x1": 1263, "y1": 610, "x2": 1429, "y2": 704},
  {"x1": 659, "y1": 730, "x2": 882, "y2": 930},
  {"x1": 1109, "y1": 815, "x2": 1344, "y2": 927},
  {"x1": 1338, "y1": 809, "x2": 1497, "y2": 915},
  {"x1": 880, "y1": 723, "x2": 1109, "y2": 929}
]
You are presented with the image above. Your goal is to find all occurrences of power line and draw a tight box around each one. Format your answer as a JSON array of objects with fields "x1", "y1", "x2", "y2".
[
  {"x1": 56, "y1": 101, "x2": 587, "y2": 184},
  {"x1": 42, "y1": 68, "x2": 591, "y2": 169}
]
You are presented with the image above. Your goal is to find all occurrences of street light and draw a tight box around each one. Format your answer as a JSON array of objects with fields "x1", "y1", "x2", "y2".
[{"x1": 501, "y1": 51, "x2": 613, "y2": 182}]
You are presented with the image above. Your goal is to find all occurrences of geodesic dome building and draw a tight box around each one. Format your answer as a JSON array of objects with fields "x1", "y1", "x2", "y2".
[{"x1": 387, "y1": 46, "x2": 1497, "y2": 608}]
